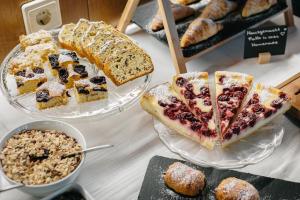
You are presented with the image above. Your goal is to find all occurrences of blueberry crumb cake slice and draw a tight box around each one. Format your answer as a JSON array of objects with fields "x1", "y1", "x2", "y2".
[
  {"x1": 141, "y1": 83, "x2": 217, "y2": 150},
  {"x1": 215, "y1": 71, "x2": 253, "y2": 136},
  {"x1": 172, "y1": 72, "x2": 217, "y2": 139},
  {"x1": 74, "y1": 76, "x2": 108, "y2": 103},
  {"x1": 48, "y1": 51, "x2": 79, "y2": 76},
  {"x1": 36, "y1": 82, "x2": 69, "y2": 110},
  {"x1": 57, "y1": 64, "x2": 88, "y2": 89},
  {"x1": 222, "y1": 83, "x2": 291, "y2": 147},
  {"x1": 14, "y1": 67, "x2": 47, "y2": 94}
]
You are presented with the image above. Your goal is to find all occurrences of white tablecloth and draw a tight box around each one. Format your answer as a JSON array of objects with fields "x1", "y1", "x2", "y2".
[{"x1": 1, "y1": 14, "x2": 300, "y2": 200}]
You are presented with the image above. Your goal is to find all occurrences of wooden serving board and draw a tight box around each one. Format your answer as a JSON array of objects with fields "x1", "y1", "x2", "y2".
[
  {"x1": 277, "y1": 72, "x2": 300, "y2": 120},
  {"x1": 138, "y1": 156, "x2": 300, "y2": 200}
]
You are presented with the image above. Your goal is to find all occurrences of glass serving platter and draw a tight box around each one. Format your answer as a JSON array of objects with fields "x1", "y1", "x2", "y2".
[
  {"x1": 0, "y1": 29, "x2": 152, "y2": 119},
  {"x1": 154, "y1": 116, "x2": 284, "y2": 169}
]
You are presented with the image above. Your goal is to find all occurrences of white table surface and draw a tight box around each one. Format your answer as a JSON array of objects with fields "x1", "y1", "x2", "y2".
[{"x1": 1, "y1": 14, "x2": 300, "y2": 200}]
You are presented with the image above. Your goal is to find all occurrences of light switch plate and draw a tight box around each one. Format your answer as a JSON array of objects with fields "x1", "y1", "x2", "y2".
[{"x1": 22, "y1": 0, "x2": 62, "y2": 34}]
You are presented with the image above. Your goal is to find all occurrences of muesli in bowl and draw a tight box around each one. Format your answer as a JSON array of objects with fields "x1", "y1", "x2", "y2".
[{"x1": 0, "y1": 120, "x2": 86, "y2": 197}]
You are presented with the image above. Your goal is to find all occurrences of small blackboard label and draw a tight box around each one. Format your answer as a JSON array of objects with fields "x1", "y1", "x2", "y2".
[{"x1": 244, "y1": 25, "x2": 288, "y2": 59}]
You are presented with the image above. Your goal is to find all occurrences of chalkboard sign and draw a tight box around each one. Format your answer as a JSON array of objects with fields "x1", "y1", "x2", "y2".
[{"x1": 244, "y1": 25, "x2": 288, "y2": 59}]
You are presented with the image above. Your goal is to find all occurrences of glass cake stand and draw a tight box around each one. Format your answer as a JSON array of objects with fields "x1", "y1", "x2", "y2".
[
  {"x1": 0, "y1": 29, "x2": 152, "y2": 119},
  {"x1": 154, "y1": 116, "x2": 284, "y2": 169}
]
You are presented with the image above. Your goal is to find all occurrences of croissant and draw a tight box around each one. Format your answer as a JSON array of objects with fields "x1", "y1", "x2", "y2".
[
  {"x1": 242, "y1": 0, "x2": 277, "y2": 17},
  {"x1": 180, "y1": 17, "x2": 223, "y2": 48},
  {"x1": 200, "y1": 0, "x2": 238, "y2": 20},
  {"x1": 150, "y1": 3, "x2": 195, "y2": 32},
  {"x1": 170, "y1": 0, "x2": 199, "y2": 5}
]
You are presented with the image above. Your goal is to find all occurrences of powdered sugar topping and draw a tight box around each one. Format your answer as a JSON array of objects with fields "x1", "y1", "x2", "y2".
[
  {"x1": 38, "y1": 82, "x2": 66, "y2": 97},
  {"x1": 58, "y1": 54, "x2": 73, "y2": 64},
  {"x1": 218, "y1": 177, "x2": 259, "y2": 200},
  {"x1": 148, "y1": 84, "x2": 174, "y2": 104},
  {"x1": 166, "y1": 162, "x2": 204, "y2": 185}
]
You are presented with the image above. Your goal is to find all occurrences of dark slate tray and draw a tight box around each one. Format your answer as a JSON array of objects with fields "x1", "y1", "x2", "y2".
[
  {"x1": 132, "y1": 0, "x2": 288, "y2": 58},
  {"x1": 138, "y1": 155, "x2": 300, "y2": 200}
]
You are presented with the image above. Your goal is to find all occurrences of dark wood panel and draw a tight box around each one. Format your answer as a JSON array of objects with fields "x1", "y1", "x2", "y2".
[
  {"x1": 88, "y1": 0, "x2": 127, "y2": 26},
  {"x1": 60, "y1": 0, "x2": 89, "y2": 23},
  {"x1": 88, "y1": 0, "x2": 150, "y2": 26},
  {"x1": 0, "y1": 0, "x2": 27, "y2": 61}
]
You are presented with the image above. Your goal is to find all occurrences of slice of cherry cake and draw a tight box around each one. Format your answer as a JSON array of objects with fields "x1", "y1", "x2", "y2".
[
  {"x1": 215, "y1": 71, "x2": 253, "y2": 136},
  {"x1": 140, "y1": 83, "x2": 218, "y2": 150},
  {"x1": 222, "y1": 83, "x2": 291, "y2": 147},
  {"x1": 172, "y1": 72, "x2": 217, "y2": 139}
]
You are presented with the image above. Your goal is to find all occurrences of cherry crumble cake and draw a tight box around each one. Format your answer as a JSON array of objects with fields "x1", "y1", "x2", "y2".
[
  {"x1": 141, "y1": 71, "x2": 291, "y2": 149},
  {"x1": 172, "y1": 72, "x2": 217, "y2": 142},
  {"x1": 215, "y1": 71, "x2": 253, "y2": 136},
  {"x1": 140, "y1": 83, "x2": 218, "y2": 150},
  {"x1": 222, "y1": 83, "x2": 291, "y2": 147}
]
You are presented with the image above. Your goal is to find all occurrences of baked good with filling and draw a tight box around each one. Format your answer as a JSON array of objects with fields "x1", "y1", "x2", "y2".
[
  {"x1": 215, "y1": 71, "x2": 253, "y2": 136},
  {"x1": 215, "y1": 177, "x2": 259, "y2": 200},
  {"x1": 200, "y1": 0, "x2": 238, "y2": 20},
  {"x1": 180, "y1": 18, "x2": 223, "y2": 48},
  {"x1": 57, "y1": 64, "x2": 88, "y2": 89},
  {"x1": 150, "y1": 3, "x2": 195, "y2": 32},
  {"x1": 74, "y1": 76, "x2": 108, "y2": 103},
  {"x1": 242, "y1": 0, "x2": 277, "y2": 17},
  {"x1": 24, "y1": 42, "x2": 58, "y2": 61},
  {"x1": 19, "y1": 30, "x2": 53, "y2": 50},
  {"x1": 8, "y1": 52, "x2": 45, "y2": 75},
  {"x1": 58, "y1": 23, "x2": 76, "y2": 50},
  {"x1": 164, "y1": 162, "x2": 206, "y2": 196},
  {"x1": 48, "y1": 51, "x2": 80, "y2": 76},
  {"x1": 141, "y1": 83, "x2": 218, "y2": 150},
  {"x1": 14, "y1": 67, "x2": 47, "y2": 94},
  {"x1": 172, "y1": 72, "x2": 218, "y2": 148},
  {"x1": 36, "y1": 82, "x2": 69, "y2": 110},
  {"x1": 222, "y1": 83, "x2": 291, "y2": 147}
]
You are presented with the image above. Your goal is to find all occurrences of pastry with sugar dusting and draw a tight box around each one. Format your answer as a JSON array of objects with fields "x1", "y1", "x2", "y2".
[
  {"x1": 172, "y1": 72, "x2": 218, "y2": 148},
  {"x1": 48, "y1": 51, "x2": 80, "y2": 76},
  {"x1": 74, "y1": 76, "x2": 108, "y2": 103},
  {"x1": 14, "y1": 67, "x2": 47, "y2": 95},
  {"x1": 215, "y1": 71, "x2": 253, "y2": 136},
  {"x1": 19, "y1": 30, "x2": 54, "y2": 50},
  {"x1": 36, "y1": 82, "x2": 69, "y2": 110},
  {"x1": 180, "y1": 18, "x2": 223, "y2": 48},
  {"x1": 215, "y1": 177, "x2": 259, "y2": 200},
  {"x1": 164, "y1": 162, "x2": 206, "y2": 196},
  {"x1": 242, "y1": 0, "x2": 277, "y2": 17},
  {"x1": 200, "y1": 0, "x2": 238, "y2": 20},
  {"x1": 222, "y1": 83, "x2": 291, "y2": 147},
  {"x1": 140, "y1": 83, "x2": 217, "y2": 150}
]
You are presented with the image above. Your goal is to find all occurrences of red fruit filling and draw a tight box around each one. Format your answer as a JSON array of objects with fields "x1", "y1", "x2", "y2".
[
  {"x1": 158, "y1": 96, "x2": 216, "y2": 138},
  {"x1": 217, "y1": 85, "x2": 248, "y2": 133},
  {"x1": 175, "y1": 77, "x2": 214, "y2": 120},
  {"x1": 223, "y1": 92, "x2": 286, "y2": 140}
]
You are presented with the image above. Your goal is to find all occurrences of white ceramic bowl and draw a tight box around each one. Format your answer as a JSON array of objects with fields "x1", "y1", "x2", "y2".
[{"x1": 0, "y1": 120, "x2": 87, "y2": 197}]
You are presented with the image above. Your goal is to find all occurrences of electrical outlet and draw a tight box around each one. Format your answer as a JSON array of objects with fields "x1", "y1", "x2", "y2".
[{"x1": 22, "y1": 0, "x2": 62, "y2": 34}]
